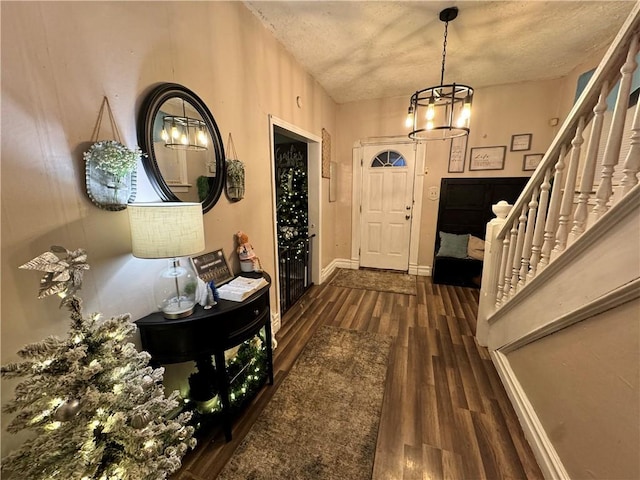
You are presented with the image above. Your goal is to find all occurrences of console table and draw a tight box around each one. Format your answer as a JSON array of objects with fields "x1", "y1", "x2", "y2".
[{"x1": 135, "y1": 272, "x2": 273, "y2": 441}]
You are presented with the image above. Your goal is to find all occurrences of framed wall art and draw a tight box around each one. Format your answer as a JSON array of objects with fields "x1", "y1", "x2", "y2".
[
  {"x1": 469, "y1": 146, "x2": 506, "y2": 171},
  {"x1": 523, "y1": 153, "x2": 544, "y2": 171},
  {"x1": 510, "y1": 133, "x2": 532, "y2": 152},
  {"x1": 448, "y1": 136, "x2": 467, "y2": 173},
  {"x1": 322, "y1": 128, "x2": 331, "y2": 178}
]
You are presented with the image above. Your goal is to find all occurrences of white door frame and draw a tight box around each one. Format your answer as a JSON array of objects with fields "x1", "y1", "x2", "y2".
[
  {"x1": 351, "y1": 136, "x2": 426, "y2": 275},
  {"x1": 269, "y1": 115, "x2": 322, "y2": 319}
]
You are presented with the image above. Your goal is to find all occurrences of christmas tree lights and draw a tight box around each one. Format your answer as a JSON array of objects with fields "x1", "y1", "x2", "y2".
[{"x1": 1, "y1": 246, "x2": 196, "y2": 479}]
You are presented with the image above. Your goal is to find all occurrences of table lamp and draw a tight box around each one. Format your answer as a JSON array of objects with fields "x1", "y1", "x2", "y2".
[{"x1": 128, "y1": 202, "x2": 205, "y2": 319}]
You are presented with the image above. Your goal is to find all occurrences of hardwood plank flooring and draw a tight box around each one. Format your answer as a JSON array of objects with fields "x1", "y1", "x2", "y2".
[{"x1": 174, "y1": 274, "x2": 544, "y2": 480}]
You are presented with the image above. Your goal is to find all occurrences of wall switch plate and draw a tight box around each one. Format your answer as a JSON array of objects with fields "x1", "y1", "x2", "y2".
[{"x1": 428, "y1": 186, "x2": 439, "y2": 201}]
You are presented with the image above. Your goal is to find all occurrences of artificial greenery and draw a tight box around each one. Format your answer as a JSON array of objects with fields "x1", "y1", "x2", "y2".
[
  {"x1": 1, "y1": 247, "x2": 196, "y2": 480},
  {"x1": 83, "y1": 140, "x2": 143, "y2": 180}
]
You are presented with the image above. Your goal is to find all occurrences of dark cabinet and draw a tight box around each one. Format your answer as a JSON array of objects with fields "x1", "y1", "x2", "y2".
[{"x1": 135, "y1": 272, "x2": 273, "y2": 440}]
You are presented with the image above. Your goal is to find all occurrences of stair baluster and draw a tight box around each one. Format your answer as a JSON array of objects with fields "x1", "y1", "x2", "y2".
[
  {"x1": 554, "y1": 117, "x2": 585, "y2": 254},
  {"x1": 595, "y1": 34, "x2": 639, "y2": 218},
  {"x1": 540, "y1": 146, "x2": 567, "y2": 269},
  {"x1": 621, "y1": 84, "x2": 640, "y2": 195},
  {"x1": 528, "y1": 168, "x2": 552, "y2": 280},
  {"x1": 519, "y1": 187, "x2": 539, "y2": 288},
  {"x1": 509, "y1": 205, "x2": 528, "y2": 296},
  {"x1": 571, "y1": 83, "x2": 610, "y2": 240}
]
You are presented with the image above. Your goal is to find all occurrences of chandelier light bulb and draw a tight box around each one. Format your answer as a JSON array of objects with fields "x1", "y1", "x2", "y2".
[
  {"x1": 426, "y1": 103, "x2": 436, "y2": 121},
  {"x1": 171, "y1": 125, "x2": 179, "y2": 140},
  {"x1": 161, "y1": 129, "x2": 169, "y2": 142},
  {"x1": 197, "y1": 129, "x2": 208, "y2": 146},
  {"x1": 405, "y1": 114, "x2": 413, "y2": 128},
  {"x1": 180, "y1": 133, "x2": 188, "y2": 145},
  {"x1": 461, "y1": 101, "x2": 471, "y2": 120},
  {"x1": 426, "y1": 121, "x2": 434, "y2": 130}
]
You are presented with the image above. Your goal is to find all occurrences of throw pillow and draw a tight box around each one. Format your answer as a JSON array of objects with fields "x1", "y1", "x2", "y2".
[
  {"x1": 436, "y1": 232, "x2": 469, "y2": 259},
  {"x1": 467, "y1": 235, "x2": 485, "y2": 261}
]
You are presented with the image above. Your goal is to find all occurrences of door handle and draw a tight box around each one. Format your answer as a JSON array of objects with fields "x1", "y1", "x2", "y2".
[{"x1": 405, "y1": 215, "x2": 411, "y2": 220}]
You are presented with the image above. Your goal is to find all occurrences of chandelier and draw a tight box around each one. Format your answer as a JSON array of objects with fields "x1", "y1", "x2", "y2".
[
  {"x1": 160, "y1": 99, "x2": 208, "y2": 151},
  {"x1": 406, "y1": 7, "x2": 473, "y2": 140}
]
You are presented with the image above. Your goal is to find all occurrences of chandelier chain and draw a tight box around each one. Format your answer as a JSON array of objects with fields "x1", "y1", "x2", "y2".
[{"x1": 440, "y1": 19, "x2": 449, "y2": 86}]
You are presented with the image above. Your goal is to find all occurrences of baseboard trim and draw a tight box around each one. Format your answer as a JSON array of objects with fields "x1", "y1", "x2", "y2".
[
  {"x1": 320, "y1": 258, "x2": 356, "y2": 283},
  {"x1": 270, "y1": 312, "x2": 281, "y2": 349},
  {"x1": 414, "y1": 265, "x2": 432, "y2": 277},
  {"x1": 491, "y1": 350, "x2": 569, "y2": 480},
  {"x1": 322, "y1": 259, "x2": 432, "y2": 281}
]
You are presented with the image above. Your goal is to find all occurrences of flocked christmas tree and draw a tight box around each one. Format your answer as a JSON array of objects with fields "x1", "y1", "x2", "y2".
[{"x1": 1, "y1": 246, "x2": 196, "y2": 479}]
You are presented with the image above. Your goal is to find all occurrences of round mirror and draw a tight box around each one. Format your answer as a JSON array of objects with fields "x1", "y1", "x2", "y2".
[{"x1": 137, "y1": 83, "x2": 225, "y2": 213}]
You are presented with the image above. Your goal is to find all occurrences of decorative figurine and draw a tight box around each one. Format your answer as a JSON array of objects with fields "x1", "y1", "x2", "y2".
[{"x1": 235, "y1": 231, "x2": 262, "y2": 272}]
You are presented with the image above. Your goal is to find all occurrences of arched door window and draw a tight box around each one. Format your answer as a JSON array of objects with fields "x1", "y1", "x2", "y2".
[{"x1": 370, "y1": 150, "x2": 407, "y2": 167}]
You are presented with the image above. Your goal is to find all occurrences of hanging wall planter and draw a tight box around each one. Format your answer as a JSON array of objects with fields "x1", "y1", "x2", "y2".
[
  {"x1": 84, "y1": 97, "x2": 141, "y2": 211},
  {"x1": 225, "y1": 133, "x2": 245, "y2": 202}
]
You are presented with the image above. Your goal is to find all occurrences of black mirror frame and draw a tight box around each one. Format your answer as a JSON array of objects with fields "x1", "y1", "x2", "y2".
[{"x1": 137, "y1": 83, "x2": 226, "y2": 213}]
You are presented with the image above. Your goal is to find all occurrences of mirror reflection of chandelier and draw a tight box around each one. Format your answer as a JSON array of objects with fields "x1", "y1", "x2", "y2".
[
  {"x1": 161, "y1": 99, "x2": 208, "y2": 151},
  {"x1": 406, "y1": 7, "x2": 473, "y2": 141}
]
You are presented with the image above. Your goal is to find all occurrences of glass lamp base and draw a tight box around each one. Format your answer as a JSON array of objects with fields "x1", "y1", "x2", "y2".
[{"x1": 154, "y1": 257, "x2": 198, "y2": 319}]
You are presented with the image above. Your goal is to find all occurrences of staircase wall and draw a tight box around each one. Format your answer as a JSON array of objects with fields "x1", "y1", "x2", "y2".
[
  {"x1": 506, "y1": 297, "x2": 639, "y2": 480},
  {"x1": 485, "y1": 189, "x2": 639, "y2": 479}
]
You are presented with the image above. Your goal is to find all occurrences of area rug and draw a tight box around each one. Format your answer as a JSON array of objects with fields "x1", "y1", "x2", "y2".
[
  {"x1": 329, "y1": 268, "x2": 417, "y2": 295},
  {"x1": 217, "y1": 325, "x2": 393, "y2": 480}
]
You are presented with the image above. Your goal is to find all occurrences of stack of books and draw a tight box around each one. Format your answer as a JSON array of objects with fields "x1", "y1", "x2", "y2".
[{"x1": 217, "y1": 276, "x2": 268, "y2": 302}]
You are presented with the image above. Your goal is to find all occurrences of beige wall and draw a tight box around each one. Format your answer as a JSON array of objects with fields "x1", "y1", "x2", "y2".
[
  {"x1": 0, "y1": 1, "x2": 337, "y2": 456},
  {"x1": 336, "y1": 79, "x2": 564, "y2": 267},
  {"x1": 507, "y1": 298, "x2": 640, "y2": 480},
  {"x1": 0, "y1": 0, "x2": 614, "y2": 463}
]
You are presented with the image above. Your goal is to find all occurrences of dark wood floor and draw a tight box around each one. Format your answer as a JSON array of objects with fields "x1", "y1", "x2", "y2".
[{"x1": 174, "y1": 274, "x2": 544, "y2": 480}]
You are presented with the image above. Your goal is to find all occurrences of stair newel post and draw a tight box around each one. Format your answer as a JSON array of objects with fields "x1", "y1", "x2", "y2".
[
  {"x1": 554, "y1": 117, "x2": 586, "y2": 254},
  {"x1": 571, "y1": 83, "x2": 609, "y2": 240},
  {"x1": 518, "y1": 186, "x2": 539, "y2": 288},
  {"x1": 477, "y1": 201, "x2": 512, "y2": 346},
  {"x1": 621, "y1": 81, "x2": 640, "y2": 195},
  {"x1": 529, "y1": 167, "x2": 552, "y2": 280},
  {"x1": 540, "y1": 145, "x2": 567, "y2": 268},
  {"x1": 595, "y1": 34, "x2": 639, "y2": 218}
]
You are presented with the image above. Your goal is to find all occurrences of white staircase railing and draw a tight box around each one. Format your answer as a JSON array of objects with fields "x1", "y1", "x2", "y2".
[{"x1": 477, "y1": 3, "x2": 640, "y2": 345}]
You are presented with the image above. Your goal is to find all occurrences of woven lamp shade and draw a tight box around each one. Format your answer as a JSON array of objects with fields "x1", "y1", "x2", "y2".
[{"x1": 128, "y1": 203, "x2": 204, "y2": 259}]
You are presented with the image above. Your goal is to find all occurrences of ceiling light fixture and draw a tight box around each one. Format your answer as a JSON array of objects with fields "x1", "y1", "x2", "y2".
[
  {"x1": 406, "y1": 7, "x2": 473, "y2": 141},
  {"x1": 160, "y1": 99, "x2": 208, "y2": 151}
]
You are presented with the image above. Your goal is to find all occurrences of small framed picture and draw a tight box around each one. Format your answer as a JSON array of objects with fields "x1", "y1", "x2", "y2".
[
  {"x1": 511, "y1": 133, "x2": 532, "y2": 152},
  {"x1": 191, "y1": 249, "x2": 234, "y2": 285},
  {"x1": 523, "y1": 153, "x2": 544, "y2": 171},
  {"x1": 469, "y1": 146, "x2": 506, "y2": 171},
  {"x1": 448, "y1": 136, "x2": 467, "y2": 173}
]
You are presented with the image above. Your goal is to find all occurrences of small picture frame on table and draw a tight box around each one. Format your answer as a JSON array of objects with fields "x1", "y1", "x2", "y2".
[
  {"x1": 469, "y1": 146, "x2": 506, "y2": 171},
  {"x1": 523, "y1": 153, "x2": 544, "y2": 171},
  {"x1": 448, "y1": 136, "x2": 467, "y2": 173},
  {"x1": 510, "y1": 133, "x2": 532, "y2": 152},
  {"x1": 191, "y1": 249, "x2": 234, "y2": 286}
]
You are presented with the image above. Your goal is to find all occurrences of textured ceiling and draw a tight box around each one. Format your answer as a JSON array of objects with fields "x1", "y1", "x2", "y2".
[{"x1": 245, "y1": 1, "x2": 635, "y2": 104}]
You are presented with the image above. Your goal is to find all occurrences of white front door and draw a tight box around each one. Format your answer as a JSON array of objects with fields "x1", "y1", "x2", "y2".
[{"x1": 360, "y1": 143, "x2": 416, "y2": 271}]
